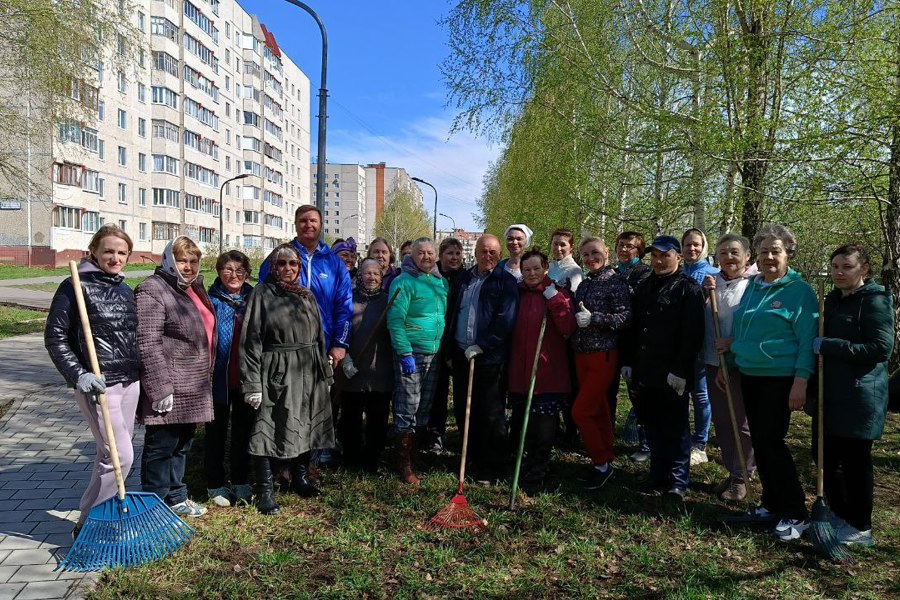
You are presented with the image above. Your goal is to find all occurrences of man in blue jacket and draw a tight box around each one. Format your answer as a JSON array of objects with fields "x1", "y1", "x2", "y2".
[
  {"x1": 445, "y1": 234, "x2": 519, "y2": 483},
  {"x1": 258, "y1": 205, "x2": 353, "y2": 366}
]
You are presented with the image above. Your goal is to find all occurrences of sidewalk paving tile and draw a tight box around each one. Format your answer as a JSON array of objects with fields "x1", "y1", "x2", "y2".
[
  {"x1": 0, "y1": 582, "x2": 25, "y2": 600},
  {"x1": 15, "y1": 580, "x2": 71, "y2": 599}
]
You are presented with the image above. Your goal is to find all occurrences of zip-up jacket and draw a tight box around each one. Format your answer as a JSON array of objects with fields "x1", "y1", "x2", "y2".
[{"x1": 386, "y1": 256, "x2": 448, "y2": 355}]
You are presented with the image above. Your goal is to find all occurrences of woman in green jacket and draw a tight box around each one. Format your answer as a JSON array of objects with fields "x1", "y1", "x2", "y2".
[
  {"x1": 813, "y1": 244, "x2": 894, "y2": 547},
  {"x1": 386, "y1": 237, "x2": 448, "y2": 485}
]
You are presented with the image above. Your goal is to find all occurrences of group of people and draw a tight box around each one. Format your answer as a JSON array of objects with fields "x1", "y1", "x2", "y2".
[{"x1": 44, "y1": 204, "x2": 894, "y2": 551}]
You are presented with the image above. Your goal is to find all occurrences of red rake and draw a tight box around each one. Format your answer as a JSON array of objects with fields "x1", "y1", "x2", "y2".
[{"x1": 427, "y1": 358, "x2": 487, "y2": 531}]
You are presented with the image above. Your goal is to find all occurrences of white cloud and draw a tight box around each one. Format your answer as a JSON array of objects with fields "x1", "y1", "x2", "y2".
[{"x1": 325, "y1": 116, "x2": 499, "y2": 231}]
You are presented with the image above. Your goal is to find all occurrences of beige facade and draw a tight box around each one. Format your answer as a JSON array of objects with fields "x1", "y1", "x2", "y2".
[
  {"x1": 362, "y1": 162, "x2": 423, "y2": 247},
  {"x1": 311, "y1": 163, "x2": 366, "y2": 245},
  {"x1": 0, "y1": 0, "x2": 311, "y2": 265}
]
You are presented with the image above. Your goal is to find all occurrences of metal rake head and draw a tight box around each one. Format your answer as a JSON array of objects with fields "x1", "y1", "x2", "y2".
[{"x1": 427, "y1": 494, "x2": 488, "y2": 531}]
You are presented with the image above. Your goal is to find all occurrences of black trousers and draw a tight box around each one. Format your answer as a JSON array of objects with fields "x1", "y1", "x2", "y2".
[
  {"x1": 339, "y1": 391, "x2": 390, "y2": 469},
  {"x1": 427, "y1": 356, "x2": 452, "y2": 436},
  {"x1": 452, "y1": 350, "x2": 507, "y2": 479},
  {"x1": 204, "y1": 389, "x2": 255, "y2": 488},
  {"x1": 632, "y1": 385, "x2": 691, "y2": 491},
  {"x1": 820, "y1": 435, "x2": 874, "y2": 531},
  {"x1": 142, "y1": 423, "x2": 196, "y2": 506},
  {"x1": 740, "y1": 375, "x2": 808, "y2": 520}
]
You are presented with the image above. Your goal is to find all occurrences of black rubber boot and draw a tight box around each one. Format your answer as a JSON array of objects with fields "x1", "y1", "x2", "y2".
[
  {"x1": 253, "y1": 457, "x2": 280, "y2": 515},
  {"x1": 523, "y1": 413, "x2": 558, "y2": 483},
  {"x1": 290, "y1": 453, "x2": 322, "y2": 498}
]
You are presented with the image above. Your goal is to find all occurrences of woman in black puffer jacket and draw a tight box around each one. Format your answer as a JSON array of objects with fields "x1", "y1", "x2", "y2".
[{"x1": 45, "y1": 224, "x2": 140, "y2": 540}]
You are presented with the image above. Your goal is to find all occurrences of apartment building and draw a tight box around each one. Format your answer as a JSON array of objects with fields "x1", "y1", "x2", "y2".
[
  {"x1": 311, "y1": 163, "x2": 366, "y2": 245},
  {"x1": 435, "y1": 228, "x2": 483, "y2": 266},
  {"x1": 362, "y1": 162, "x2": 423, "y2": 247},
  {"x1": 0, "y1": 0, "x2": 311, "y2": 265}
]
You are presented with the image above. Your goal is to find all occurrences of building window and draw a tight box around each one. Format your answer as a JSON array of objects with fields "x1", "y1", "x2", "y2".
[
  {"x1": 98, "y1": 140, "x2": 104, "y2": 160},
  {"x1": 152, "y1": 188, "x2": 180, "y2": 208},
  {"x1": 137, "y1": 11, "x2": 145, "y2": 31},
  {"x1": 153, "y1": 51, "x2": 178, "y2": 77},
  {"x1": 82, "y1": 211, "x2": 103, "y2": 233},
  {"x1": 52, "y1": 163, "x2": 81, "y2": 186},
  {"x1": 138, "y1": 153, "x2": 147, "y2": 172},
  {"x1": 82, "y1": 170, "x2": 100, "y2": 193},
  {"x1": 151, "y1": 16, "x2": 178, "y2": 42},
  {"x1": 54, "y1": 206, "x2": 80, "y2": 229},
  {"x1": 138, "y1": 118, "x2": 146, "y2": 137},
  {"x1": 117, "y1": 109, "x2": 127, "y2": 129},
  {"x1": 98, "y1": 100, "x2": 104, "y2": 121},
  {"x1": 152, "y1": 154, "x2": 179, "y2": 175},
  {"x1": 117, "y1": 146, "x2": 127, "y2": 166},
  {"x1": 138, "y1": 83, "x2": 146, "y2": 103},
  {"x1": 153, "y1": 221, "x2": 180, "y2": 240},
  {"x1": 151, "y1": 86, "x2": 178, "y2": 109},
  {"x1": 118, "y1": 183, "x2": 127, "y2": 203},
  {"x1": 117, "y1": 71, "x2": 126, "y2": 93},
  {"x1": 119, "y1": 220, "x2": 127, "y2": 232},
  {"x1": 139, "y1": 188, "x2": 147, "y2": 207},
  {"x1": 139, "y1": 222, "x2": 147, "y2": 241},
  {"x1": 151, "y1": 119, "x2": 179, "y2": 141}
]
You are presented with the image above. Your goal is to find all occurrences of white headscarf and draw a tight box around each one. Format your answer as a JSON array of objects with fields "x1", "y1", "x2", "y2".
[
  {"x1": 160, "y1": 236, "x2": 199, "y2": 290},
  {"x1": 503, "y1": 224, "x2": 534, "y2": 247}
]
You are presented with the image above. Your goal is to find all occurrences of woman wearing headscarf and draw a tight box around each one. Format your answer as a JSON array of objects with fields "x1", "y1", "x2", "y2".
[
  {"x1": 337, "y1": 258, "x2": 395, "y2": 472},
  {"x1": 724, "y1": 223, "x2": 817, "y2": 541},
  {"x1": 136, "y1": 236, "x2": 215, "y2": 518},
  {"x1": 368, "y1": 237, "x2": 400, "y2": 291},
  {"x1": 703, "y1": 234, "x2": 757, "y2": 501},
  {"x1": 332, "y1": 238, "x2": 358, "y2": 279},
  {"x1": 241, "y1": 244, "x2": 334, "y2": 514},
  {"x1": 205, "y1": 250, "x2": 255, "y2": 507},
  {"x1": 45, "y1": 224, "x2": 140, "y2": 539},
  {"x1": 681, "y1": 228, "x2": 719, "y2": 466},
  {"x1": 507, "y1": 247, "x2": 577, "y2": 485},
  {"x1": 811, "y1": 244, "x2": 894, "y2": 547},
  {"x1": 499, "y1": 224, "x2": 533, "y2": 282}
]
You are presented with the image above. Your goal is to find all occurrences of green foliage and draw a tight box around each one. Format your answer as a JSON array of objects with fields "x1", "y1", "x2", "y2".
[{"x1": 374, "y1": 187, "x2": 433, "y2": 251}]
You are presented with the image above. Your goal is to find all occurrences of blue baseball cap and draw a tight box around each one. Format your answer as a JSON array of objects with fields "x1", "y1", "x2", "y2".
[{"x1": 648, "y1": 235, "x2": 681, "y2": 253}]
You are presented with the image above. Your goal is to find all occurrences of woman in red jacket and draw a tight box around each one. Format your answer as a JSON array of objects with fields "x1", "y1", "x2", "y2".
[{"x1": 507, "y1": 248, "x2": 578, "y2": 485}]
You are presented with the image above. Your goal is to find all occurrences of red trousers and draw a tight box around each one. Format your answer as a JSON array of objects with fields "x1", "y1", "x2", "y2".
[{"x1": 573, "y1": 350, "x2": 618, "y2": 465}]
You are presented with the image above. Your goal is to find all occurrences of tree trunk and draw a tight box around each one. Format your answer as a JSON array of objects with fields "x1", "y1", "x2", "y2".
[{"x1": 884, "y1": 32, "x2": 900, "y2": 375}]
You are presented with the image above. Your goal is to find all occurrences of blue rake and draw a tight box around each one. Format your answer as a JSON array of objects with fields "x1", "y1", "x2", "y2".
[{"x1": 59, "y1": 261, "x2": 196, "y2": 571}]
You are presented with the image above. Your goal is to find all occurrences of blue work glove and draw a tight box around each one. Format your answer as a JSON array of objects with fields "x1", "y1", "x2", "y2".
[
  {"x1": 77, "y1": 373, "x2": 106, "y2": 394},
  {"x1": 812, "y1": 337, "x2": 824, "y2": 354},
  {"x1": 400, "y1": 354, "x2": 417, "y2": 376}
]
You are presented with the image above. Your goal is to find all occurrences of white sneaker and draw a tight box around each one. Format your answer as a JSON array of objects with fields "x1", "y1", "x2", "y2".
[
  {"x1": 689, "y1": 447, "x2": 708, "y2": 466},
  {"x1": 774, "y1": 518, "x2": 809, "y2": 541},
  {"x1": 630, "y1": 450, "x2": 651, "y2": 463},
  {"x1": 171, "y1": 499, "x2": 208, "y2": 518},
  {"x1": 207, "y1": 486, "x2": 233, "y2": 507},
  {"x1": 837, "y1": 524, "x2": 874, "y2": 547}
]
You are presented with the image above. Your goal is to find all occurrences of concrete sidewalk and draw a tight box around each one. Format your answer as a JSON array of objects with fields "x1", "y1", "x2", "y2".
[
  {"x1": 0, "y1": 334, "x2": 144, "y2": 599},
  {"x1": 0, "y1": 271, "x2": 155, "y2": 312}
]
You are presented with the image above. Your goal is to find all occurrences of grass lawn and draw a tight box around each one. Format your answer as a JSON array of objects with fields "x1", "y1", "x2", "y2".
[
  {"x1": 88, "y1": 404, "x2": 900, "y2": 599},
  {"x1": 0, "y1": 264, "x2": 72, "y2": 280},
  {"x1": 0, "y1": 305, "x2": 46, "y2": 340},
  {"x1": 9, "y1": 270, "x2": 230, "y2": 293}
]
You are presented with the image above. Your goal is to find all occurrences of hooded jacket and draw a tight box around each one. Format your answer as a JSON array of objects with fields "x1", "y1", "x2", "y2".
[
  {"x1": 703, "y1": 264, "x2": 759, "y2": 366},
  {"x1": 730, "y1": 269, "x2": 818, "y2": 380},
  {"x1": 386, "y1": 256, "x2": 448, "y2": 355},
  {"x1": 257, "y1": 239, "x2": 353, "y2": 351},
  {"x1": 45, "y1": 259, "x2": 140, "y2": 387},
  {"x1": 135, "y1": 238, "x2": 215, "y2": 426},
  {"x1": 507, "y1": 276, "x2": 577, "y2": 396},
  {"x1": 811, "y1": 280, "x2": 894, "y2": 439}
]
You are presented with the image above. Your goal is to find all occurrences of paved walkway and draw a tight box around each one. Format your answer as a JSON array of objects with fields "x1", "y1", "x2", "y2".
[
  {"x1": 0, "y1": 271, "x2": 155, "y2": 312},
  {"x1": 0, "y1": 333, "x2": 144, "y2": 599}
]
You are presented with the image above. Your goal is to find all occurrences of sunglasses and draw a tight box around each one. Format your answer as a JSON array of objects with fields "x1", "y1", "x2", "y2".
[{"x1": 275, "y1": 259, "x2": 300, "y2": 267}]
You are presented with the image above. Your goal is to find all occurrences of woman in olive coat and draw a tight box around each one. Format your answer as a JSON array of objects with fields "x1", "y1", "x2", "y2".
[{"x1": 812, "y1": 244, "x2": 894, "y2": 547}]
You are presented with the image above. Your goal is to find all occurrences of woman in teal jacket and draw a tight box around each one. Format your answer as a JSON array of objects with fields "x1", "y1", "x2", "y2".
[
  {"x1": 722, "y1": 223, "x2": 818, "y2": 542},
  {"x1": 386, "y1": 238, "x2": 448, "y2": 485},
  {"x1": 813, "y1": 244, "x2": 894, "y2": 547}
]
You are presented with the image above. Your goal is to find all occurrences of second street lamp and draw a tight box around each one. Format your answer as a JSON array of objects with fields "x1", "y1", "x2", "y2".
[
  {"x1": 411, "y1": 176, "x2": 437, "y2": 240},
  {"x1": 219, "y1": 173, "x2": 251, "y2": 254},
  {"x1": 439, "y1": 212, "x2": 456, "y2": 235}
]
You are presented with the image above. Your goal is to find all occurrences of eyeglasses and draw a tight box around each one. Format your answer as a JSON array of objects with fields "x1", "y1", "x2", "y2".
[
  {"x1": 275, "y1": 259, "x2": 300, "y2": 267},
  {"x1": 220, "y1": 268, "x2": 248, "y2": 277},
  {"x1": 617, "y1": 243, "x2": 638, "y2": 251}
]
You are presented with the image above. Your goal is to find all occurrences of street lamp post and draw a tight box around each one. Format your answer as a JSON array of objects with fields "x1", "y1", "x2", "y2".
[
  {"x1": 283, "y1": 0, "x2": 328, "y2": 216},
  {"x1": 411, "y1": 176, "x2": 437, "y2": 240},
  {"x1": 219, "y1": 173, "x2": 251, "y2": 255},
  {"x1": 438, "y1": 212, "x2": 456, "y2": 236}
]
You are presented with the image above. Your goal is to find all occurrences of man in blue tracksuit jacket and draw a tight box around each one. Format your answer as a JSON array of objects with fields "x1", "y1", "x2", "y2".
[{"x1": 258, "y1": 205, "x2": 353, "y2": 365}]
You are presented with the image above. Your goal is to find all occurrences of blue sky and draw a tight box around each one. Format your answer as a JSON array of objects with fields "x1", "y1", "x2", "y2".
[{"x1": 241, "y1": 0, "x2": 498, "y2": 231}]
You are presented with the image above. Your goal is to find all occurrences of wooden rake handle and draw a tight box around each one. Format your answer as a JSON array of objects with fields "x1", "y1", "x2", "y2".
[
  {"x1": 457, "y1": 357, "x2": 476, "y2": 492},
  {"x1": 817, "y1": 280, "x2": 826, "y2": 497},
  {"x1": 69, "y1": 261, "x2": 127, "y2": 502}
]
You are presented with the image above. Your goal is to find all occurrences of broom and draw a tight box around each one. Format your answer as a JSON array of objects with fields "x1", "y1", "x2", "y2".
[
  {"x1": 427, "y1": 357, "x2": 487, "y2": 530},
  {"x1": 509, "y1": 313, "x2": 548, "y2": 509},
  {"x1": 709, "y1": 289, "x2": 753, "y2": 501},
  {"x1": 807, "y1": 280, "x2": 849, "y2": 562},
  {"x1": 60, "y1": 261, "x2": 194, "y2": 571}
]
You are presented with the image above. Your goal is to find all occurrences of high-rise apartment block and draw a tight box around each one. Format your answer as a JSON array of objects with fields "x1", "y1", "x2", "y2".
[
  {"x1": 0, "y1": 0, "x2": 311, "y2": 265},
  {"x1": 311, "y1": 162, "x2": 423, "y2": 248}
]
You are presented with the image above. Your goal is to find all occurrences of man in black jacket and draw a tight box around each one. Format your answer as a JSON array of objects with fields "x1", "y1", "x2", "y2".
[
  {"x1": 445, "y1": 234, "x2": 519, "y2": 482},
  {"x1": 621, "y1": 235, "x2": 705, "y2": 500}
]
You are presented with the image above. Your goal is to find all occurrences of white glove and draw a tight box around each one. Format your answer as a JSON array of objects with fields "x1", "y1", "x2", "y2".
[
  {"x1": 244, "y1": 392, "x2": 262, "y2": 410},
  {"x1": 666, "y1": 373, "x2": 686, "y2": 396},
  {"x1": 542, "y1": 283, "x2": 558, "y2": 300},
  {"x1": 152, "y1": 394, "x2": 173, "y2": 414},
  {"x1": 621, "y1": 366, "x2": 632, "y2": 382},
  {"x1": 575, "y1": 301, "x2": 592, "y2": 328},
  {"x1": 342, "y1": 355, "x2": 359, "y2": 379},
  {"x1": 464, "y1": 345, "x2": 483, "y2": 361}
]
